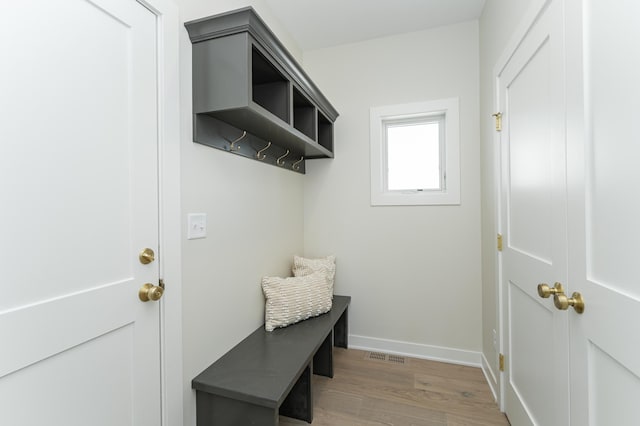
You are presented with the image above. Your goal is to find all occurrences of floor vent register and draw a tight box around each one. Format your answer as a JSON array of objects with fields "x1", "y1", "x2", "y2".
[{"x1": 365, "y1": 351, "x2": 407, "y2": 365}]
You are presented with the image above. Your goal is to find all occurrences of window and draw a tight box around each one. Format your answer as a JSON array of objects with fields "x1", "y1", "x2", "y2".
[
  {"x1": 370, "y1": 98, "x2": 460, "y2": 205},
  {"x1": 385, "y1": 115, "x2": 444, "y2": 191}
]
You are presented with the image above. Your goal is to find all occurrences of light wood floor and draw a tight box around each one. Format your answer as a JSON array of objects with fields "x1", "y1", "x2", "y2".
[{"x1": 280, "y1": 348, "x2": 509, "y2": 426}]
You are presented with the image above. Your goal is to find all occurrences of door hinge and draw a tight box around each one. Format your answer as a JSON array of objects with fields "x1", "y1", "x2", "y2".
[
  {"x1": 499, "y1": 353, "x2": 505, "y2": 372},
  {"x1": 492, "y1": 112, "x2": 502, "y2": 132},
  {"x1": 497, "y1": 233, "x2": 503, "y2": 252},
  {"x1": 159, "y1": 278, "x2": 165, "y2": 289}
]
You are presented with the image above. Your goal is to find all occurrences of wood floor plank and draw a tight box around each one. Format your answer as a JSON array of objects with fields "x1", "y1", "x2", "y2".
[
  {"x1": 358, "y1": 395, "x2": 448, "y2": 425},
  {"x1": 280, "y1": 348, "x2": 509, "y2": 425}
]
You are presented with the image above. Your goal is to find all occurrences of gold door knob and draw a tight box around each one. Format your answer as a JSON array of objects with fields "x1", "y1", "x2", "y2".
[
  {"x1": 537, "y1": 282, "x2": 564, "y2": 298},
  {"x1": 139, "y1": 248, "x2": 155, "y2": 265},
  {"x1": 554, "y1": 292, "x2": 585, "y2": 314},
  {"x1": 139, "y1": 283, "x2": 164, "y2": 302}
]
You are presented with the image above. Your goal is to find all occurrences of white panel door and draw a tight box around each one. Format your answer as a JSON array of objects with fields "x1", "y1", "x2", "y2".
[
  {"x1": 0, "y1": 1, "x2": 162, "y2": 425},
  {"x1": 499, "y1": 1, "x2": 569, "y2": 424},
  {"x1": 566, "y1": 0, "x2": 640, "y2": 424}
]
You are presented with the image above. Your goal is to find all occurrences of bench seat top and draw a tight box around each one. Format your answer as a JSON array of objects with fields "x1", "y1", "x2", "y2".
[{"x1": 192, "y1": 295, "x2": 350, "y2": 408}]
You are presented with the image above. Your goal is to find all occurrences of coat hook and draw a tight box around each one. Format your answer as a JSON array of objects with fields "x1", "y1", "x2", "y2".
[
  {"x1": 292, "y1": 156, "x2": 304, "y2": 171},
  {"x1": 256, "y1": 141, "x2": 272, "y2": 160},
  {"x1": 276, "y1": 149, "x2": 290, "y2": 166},
  {"x1": 226, "y1": 130, "x2": 246, "y2": 151}
]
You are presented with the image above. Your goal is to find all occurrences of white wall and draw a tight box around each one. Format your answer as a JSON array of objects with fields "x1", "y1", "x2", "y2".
[
  {"x1": 302, "y1": 22, "x2": 482, "y2": 363},
  {"x1": 478, "y1": 0, "x2": 536, "y2": 396},
  {"x1": 175, "y1": 2, "x2": 304, "y2": 425}
]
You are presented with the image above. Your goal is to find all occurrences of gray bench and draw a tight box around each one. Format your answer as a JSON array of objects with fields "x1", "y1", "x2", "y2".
[{"x1": 192, "y1": 295, "x2": 350, "y2": 426}]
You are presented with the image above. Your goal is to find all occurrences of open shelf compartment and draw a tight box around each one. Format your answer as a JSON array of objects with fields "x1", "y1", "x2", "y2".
[
  {"x1": 317, "y1": 111, "x2": 334, "y2": 153},
  {"x1": 251, "y1": 46, "x2": 289, "y2": 124},
  {"x1": 293, "y1": 86, "x2": 316, "y2": 141}
]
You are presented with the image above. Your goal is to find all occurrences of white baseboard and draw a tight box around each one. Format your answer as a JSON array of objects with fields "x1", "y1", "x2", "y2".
[
  {"x1": 349, "y1": 334, "x2": 482, "y2": 367},
  {"x1": 481, "y1": 352, "x2": 499, "y2": 402}
]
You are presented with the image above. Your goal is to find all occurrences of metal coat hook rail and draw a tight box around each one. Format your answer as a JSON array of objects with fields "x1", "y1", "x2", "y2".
[{"x1": 192, "y1": 115, "x2": 306, "y2": 174}]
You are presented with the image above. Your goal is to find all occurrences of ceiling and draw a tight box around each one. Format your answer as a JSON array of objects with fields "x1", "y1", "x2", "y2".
[{"x1": 263, "y1": 0, "x2": 486, "y2": 51}]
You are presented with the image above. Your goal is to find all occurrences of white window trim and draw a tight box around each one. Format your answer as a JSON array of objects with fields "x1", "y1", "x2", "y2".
[{"x1": 370, "y1": 98, "x2": 460, "y2": 206}]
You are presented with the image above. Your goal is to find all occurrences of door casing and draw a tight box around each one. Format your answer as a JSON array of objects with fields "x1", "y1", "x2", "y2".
[{"x1": 139, "y1": 0, "x2": 183, "y2": 424}]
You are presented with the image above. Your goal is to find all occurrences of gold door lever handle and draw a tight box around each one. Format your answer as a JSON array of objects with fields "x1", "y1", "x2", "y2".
[
  {"x1": 554, "y1": 292, "x2": 585, "y2": 314},
  {"x1": 537, "y1": 282, "x2": 564, "y2": 298},
  {"x1": 139, "y1": 283, "x2": 164, "y2": 302}
]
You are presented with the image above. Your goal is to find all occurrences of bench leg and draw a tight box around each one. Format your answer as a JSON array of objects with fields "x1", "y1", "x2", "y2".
[
  {"x1": 196, "y1": 391, "x2": 277, "y2": 426},
  {"x1": 279, "y1": 363, "x2": 313, "y2": 423},
  {"x1": 313, "y1": 331, "x2": 334, "y2": 378},
  {"x1": 334, "y1": 306, "x2": 349, "y2": 348}
]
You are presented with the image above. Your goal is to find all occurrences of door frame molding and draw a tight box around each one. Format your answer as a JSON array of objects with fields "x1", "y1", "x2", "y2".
[
  {"x1": 492, "y1": 0, "x2": 552, "y2": 412},
  {"x1": 137, "y1": 0, "x2": 183, "y2": 424}
]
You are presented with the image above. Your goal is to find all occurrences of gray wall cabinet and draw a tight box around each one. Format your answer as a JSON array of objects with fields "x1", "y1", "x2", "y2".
[{"x1": 185, "y1": 7, "x2": 339, "y2": 173}]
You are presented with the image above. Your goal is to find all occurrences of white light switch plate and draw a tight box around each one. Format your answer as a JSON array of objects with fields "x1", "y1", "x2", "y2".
[{"x1": 187, "y1": 213, "x2": 207, "y2": 239}]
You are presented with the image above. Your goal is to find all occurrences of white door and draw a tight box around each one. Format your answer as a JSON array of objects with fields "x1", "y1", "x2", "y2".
[
  {"x1": 0, "y1": 1, "x2": 162, "y2": 425},
  {"x1": 498, "y1": 1, "x2": 569, "y2": 424},
  {"x1": 566, "y1": 0, "x2": 640, "y2": 424}
]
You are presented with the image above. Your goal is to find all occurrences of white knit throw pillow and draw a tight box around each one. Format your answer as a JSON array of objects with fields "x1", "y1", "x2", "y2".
[
  {"x1": 262, "y1": 272, "x2": 332, "y2": 332},
  {"x1": 292, "y1": 255, "x2": 336, "y2": 294}
]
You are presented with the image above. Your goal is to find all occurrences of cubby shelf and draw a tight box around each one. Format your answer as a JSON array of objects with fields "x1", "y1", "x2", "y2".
[{"x1": 185, "y1": 7, "x2": 339, "y2": 172}]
